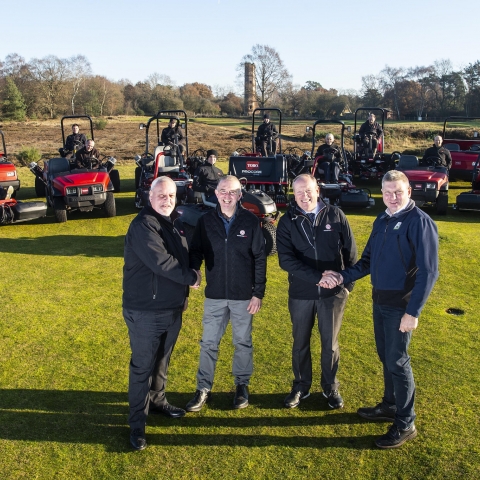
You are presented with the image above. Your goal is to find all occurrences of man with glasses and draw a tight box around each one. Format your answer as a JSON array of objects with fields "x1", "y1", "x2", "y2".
[
  {"x1": 321, "y1": 170, "x2": 439, "y2": 449},
  {"x1": 186, "y1": 175, "x2": 266, "y2": 412}
]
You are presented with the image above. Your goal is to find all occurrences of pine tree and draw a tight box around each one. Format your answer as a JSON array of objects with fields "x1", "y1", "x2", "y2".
[{"x1": 2, "y1": 77, "x2": 27, "y2": 121}]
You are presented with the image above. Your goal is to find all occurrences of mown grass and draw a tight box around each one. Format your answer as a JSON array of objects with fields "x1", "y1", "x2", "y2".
[{"x1": 0, "y1": 165, "x2": 479, "y2": 479}]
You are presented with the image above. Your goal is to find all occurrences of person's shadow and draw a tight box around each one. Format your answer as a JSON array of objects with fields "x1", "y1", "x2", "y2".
[{"x1": 0, "y1": 390, "x2": 377, "y2": 452}]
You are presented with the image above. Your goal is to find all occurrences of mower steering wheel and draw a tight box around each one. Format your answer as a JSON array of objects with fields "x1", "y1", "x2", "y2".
[
  {"x1": 235, "y1": 147, "x2": 251, "y2": 155},
  {"x1": 470, "y1": 144, "x2": 480, "y2": 152},
  {"x1": 87, "y1": 156, "x2": 101, "y2": 169},
  {"x1": 423, "y1": 156, "x2": 441, "y2": 167},
  {"x1": 191, "y1": 149, "x2": 207, "y2": 158}
]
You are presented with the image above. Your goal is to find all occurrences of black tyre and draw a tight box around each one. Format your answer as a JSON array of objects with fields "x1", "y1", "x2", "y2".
[
  {"x1": 135, "y1": 166, "x2": 142, "y2": 190},
  {"x1": 110, "y1": 169, "x2": 121, "y2": 192},
  {"x1": 35, "y1": 177, "x2": 46, "y2": 197},
  {"x1": 104, "y1": 191, "x2": 116, "y2": 217},
  {"x1": 436, "y1": 191, "x2": 448, "y2": 215},
  {"x1": 53, "y1": 197, "x2": 67, "y2": 223},
  {"x1": 262, "y1": 222, "x2": 277, "y2": 256}
]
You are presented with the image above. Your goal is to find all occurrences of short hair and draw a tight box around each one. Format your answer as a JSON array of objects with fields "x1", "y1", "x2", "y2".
[
  {"x1": 382, "y1": 170, "x2": 410, "y2": 187},
  {"x1": 325, "y1": 133, "x2": 334, "y2": 142},
  {"x1": 292, "y1": 173, "x2": 317, "y2": 189},
  {"x1": 72, "y1": 123, "x2": 79, "y2": 128},
  {"x1": 150, "y1": 176, "x2": 177, "y2": 193},
  {"x1": 434, "y1": 135, "x2": 443, "y2": 141},
  {"x1": 87, "y1": 139, "x2": 94, "y2": 145},
  {"x1": 217, "y1": 175, "x2": 241, "y2": 191}
]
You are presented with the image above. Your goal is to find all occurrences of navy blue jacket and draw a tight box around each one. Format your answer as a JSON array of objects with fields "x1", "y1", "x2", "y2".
[
  {"x1": 341, "y1": 200, "x2": 439, "y2": 317},
  {"x1": 277, "y1": 200, "x2": 357, "y2": 299}
]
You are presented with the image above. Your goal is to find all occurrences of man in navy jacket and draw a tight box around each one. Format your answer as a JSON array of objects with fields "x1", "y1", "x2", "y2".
[{"x1": 321, "y1": 170, "x2": 439, "y2": 449}]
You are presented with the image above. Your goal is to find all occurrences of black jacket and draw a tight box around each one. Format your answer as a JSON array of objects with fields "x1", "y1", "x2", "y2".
[
  {"x1": 257, "y1": 122, "x2": 279, "y2": 140},
  {"x1": 75, "y1": 147, "x2": 100, "y2": 168},
  {"x1": 161, "y1": 126, "x2": 184, "y2": 146},
  {"x1": 193, "y1": 163, "x2": 224, "y2": 195},
  {"x1": 189, "y1": 205, "x2": 266, "y2": 300},
  {"x1": 422, "y1": 144, "x2": 452, "y2": 168},
  {"x1": 65, "y1": 133, "x2": 87, "y2": 152},
  {"x1": 315, "y1": 143, "x2": 341, "y2": 161},
  {"x1": 359, "y1": 120, "x2": 383, "y2": 140},
  {"x1": 277, "y1": 200, "x2": 357, "y2": 299},
  {"x1": 123, "y1": 206, "x2": 197, "y2": 311}
]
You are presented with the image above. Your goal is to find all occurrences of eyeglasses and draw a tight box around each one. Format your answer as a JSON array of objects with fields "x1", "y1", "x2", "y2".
[{"x1": 217, "y1": 190, "x2": 240, "y2": 196}]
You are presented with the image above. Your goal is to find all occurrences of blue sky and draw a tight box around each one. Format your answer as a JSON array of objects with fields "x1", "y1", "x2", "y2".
[{"x1": 2, "y1": 0, "x2": 477, "y2": 93}]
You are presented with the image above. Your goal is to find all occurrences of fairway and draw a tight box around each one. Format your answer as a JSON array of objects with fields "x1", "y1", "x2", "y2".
[{"x1": 1, "y1": 165, "x2": 479, "y2": 479}]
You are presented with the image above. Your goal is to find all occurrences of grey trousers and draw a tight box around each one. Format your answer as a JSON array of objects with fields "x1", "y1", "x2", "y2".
[
  {"x1": 196, "y1": 298, "x2": 253, "y2": 390},
  {"x1": 288, "y1": 289, "x2": 348, "y2": 392}
]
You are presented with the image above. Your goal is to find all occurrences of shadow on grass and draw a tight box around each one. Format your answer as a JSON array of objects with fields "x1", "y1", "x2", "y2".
[
  {"x1": 0, "y1": 389, "x2": 377, "y2": 451},
  {"x1": 0, "y1": 235, "x2": 125, "y2": 256}
]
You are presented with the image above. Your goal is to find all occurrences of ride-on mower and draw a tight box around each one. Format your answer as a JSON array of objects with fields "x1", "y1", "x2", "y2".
[
  {"x1": 396, "y1": 154, "x2": 449, "y2": 215},
  {"x1": 28, "y1": 115, "x2": 119, "y2": 223},
  {"x1": 454, "y1": 153, "x2": 480, "y2": 212},
  {"x1": 307, "y1": 120, "x2": 374, "y2": 208},
  {"x1": 442, "y1": 116, "x2": 480, "y2": 181},
  {"x1": 0, "y1": 186, "x2": 47, "y2": 226},
  {"x1": 134, "y1": 110, "x2": 190, "y2": 208},
  {"x1": 351, "y1": 107, "x2": 400, "y2": 180},
  {"x1": 229, "y1": 108, "x2": 289, "y2": 208},
  {"x1": 0, "y1": 130, "x2": 20, "y2": 198}
]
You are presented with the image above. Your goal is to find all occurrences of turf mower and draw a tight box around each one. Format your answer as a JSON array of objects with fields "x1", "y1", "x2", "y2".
[
  {"x1": 306, "y1": 120, "x2": 374, "y2": 208},
  {"x1": 134, "y1": 110, "x2": 190, "y2": 208},
  {"x1": 28, "y1": 115, "x2": 119, "y2": 223},
  {"x1": 0, "y1": 186, "x2": 47, "y2": 226},
  {"x1": 351, "y1": 107, "x2": 400, "y2": 180},
  {"x1": 0, "y1": 130, "x2": 20, "y2": 198},
  {"x1": 442, "y1": 117, "x2": 480, "y2": 181},
  {"x1": 453, "y1": 153, "x2": 480, "y2": 211},
  {"x1": 229, "y1": 108, "x2": 289, "y2": 208},
  {"x1": 396, "y1": 154, "x2": 449, "y2": 215}
]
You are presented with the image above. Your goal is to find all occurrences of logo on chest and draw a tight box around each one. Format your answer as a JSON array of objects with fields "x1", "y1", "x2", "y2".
[{"x1": 237, "y1": 229, "x2": 247, "y2": 238}]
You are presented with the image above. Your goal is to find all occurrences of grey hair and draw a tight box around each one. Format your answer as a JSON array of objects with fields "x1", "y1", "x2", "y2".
[
  {"x1": 150, "y1": 176, "x2": 177, "y2": 193},
  {"x1": 382, "y1": 170, "x2": 410, "y2": 187},
  {"x1": 217, "y1": 175, "x2": 241, "y2": 190},
  {"x1": 292, "y1": 173, "x2": 317, "y2": 188}
]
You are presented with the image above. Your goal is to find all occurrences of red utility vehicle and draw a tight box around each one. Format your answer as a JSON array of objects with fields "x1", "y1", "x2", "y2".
[{"x1": 0, "y1": 130, "x2": 20, "y2": 198}]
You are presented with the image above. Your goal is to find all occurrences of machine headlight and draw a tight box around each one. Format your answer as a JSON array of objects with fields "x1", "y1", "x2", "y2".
[
  {"x1": 426, "y1": 183, "x2": 436, "y2": 189},
  {"x1": 92, "y1": 184, "x2": 103, "y2": 193},
  {"x1": 66, "y1": 187, "x2": 77, "y2": 195}
]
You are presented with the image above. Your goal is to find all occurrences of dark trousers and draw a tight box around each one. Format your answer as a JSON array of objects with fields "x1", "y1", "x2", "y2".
[
  {"x1": 373, "y1": 303, "x2": 416, "y2": 429},
  {"x1": 319, "y1": 161, "x2": 340, "y2": 183},
  {"x1": 288, "y1": 289, "x2": 348, "y2": 392},
  {"x1": 123, "y1": 307, "x2": 182, "y2": 430},
  {"x1": 258, "y1": 139, "x2": 277, "y2": 157}
]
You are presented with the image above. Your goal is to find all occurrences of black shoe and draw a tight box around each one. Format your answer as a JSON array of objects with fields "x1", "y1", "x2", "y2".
[
  {"x1": 323, "y1": 390, "x2": 344, "y2": 409},
  {"x1": 233, "y1": 384, "x2": 249, "y2": 409},
  {"x1": 185, "y1": 389, "x2": 211, "y2": 412},
  {"x1": 357, "y1": 402, "x2": 396, "y2": 421},
  {"x1": 284, "y1": 389, "x2": 310, "y2": 408},
  {"x1": 375, "y1": 423, "x2": 417, "y2": 449},
  {"x1": 149, "y1": 402, "x2": 186, "y2": 418},
  {"x1": 130, "y1": 428, "x2": 147, "y2": 451}
]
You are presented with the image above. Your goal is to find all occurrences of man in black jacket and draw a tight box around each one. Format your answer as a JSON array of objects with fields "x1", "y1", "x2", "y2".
[
  {"x1": 60, "y1": 124, "x2": 87, "y2": 158},
  {"x1": 314, "y1": 133, "x2": 341, "y2": 182},
  {"x1": 186, "y1": 175, "x2": 266, "y2": 412},
  {"x1": 276, "y1": 173, "x2": 357, "y2": 410},
  {"x1": 74, "y1": 139, "x2": 101, "y2": 168},
  {"x1": 123, "y1": 176, "x2": 201, "y2": 450},
  {"x1": 422, "y1": 135, "x2": 452, "y2": 169},
  {"x1": 192, "y1": 149, "x2": 223, "y2": 204},
  {"x1": 161, "y1": 117, "x2": 184, "y2": 155},
  {"x1": 256, "y1": 113, "x2": 279, "y2": 156},
  {"x1": 359, "y1": 113, "x2": 383, "y2": 157}
]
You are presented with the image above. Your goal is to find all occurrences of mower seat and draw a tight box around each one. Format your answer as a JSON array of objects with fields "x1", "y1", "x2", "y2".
[
  {"x1": 443, "y1": 143, "x2": 460, "y2": 151},
  {"x1": 48, "y1": 157, "x2": 71, "y2": 177},
  {"x1": 154, "y1": 146, "x2": 179, "y2": 173},
  {"x1": 398, "y1": 155, "x2": 418, "y2": 169}
]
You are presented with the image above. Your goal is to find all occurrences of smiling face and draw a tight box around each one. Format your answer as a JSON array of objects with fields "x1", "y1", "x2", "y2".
[
  {"x1": 381, "y1": 179, "x2": 411, "y2": 214},
  {"x1": 72, "y1": 125, "x2": 79, "y2": 134},
  {"x1": 149, "y1": 178, "x2": 177, "y2": 216},
  {"x1": 434, "y1": 135, "x2": 443, "y2": 147},
  {"x1": 325, "y1": 134, "x2": 334, "y2": 145},
  {"x1": 86, "y1": 140, "x2": 94, "y2": 151},
  {"x1": 293, "y1": 176, "x2": 319, "y2": 213},
  {"x1": 215, "y1": 177, "x2": 242, "y2": 217}
]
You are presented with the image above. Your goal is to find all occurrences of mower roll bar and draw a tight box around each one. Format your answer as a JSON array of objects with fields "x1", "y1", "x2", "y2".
[
  {"x1": 0, "y1": 130, "x2": 6, "y2": 157},
  {"x1": 251, "y1": 107, "x2": 282, "y2": 154},
  {"x1": 442, "y1": 116, "x2": 480, "y2": 139},
  {"x1": 307, "y1": 119, "x2": 350, "y2": 162},
  {"x1": 61, "y1": 115, "x2": 94, "y2": 147}
]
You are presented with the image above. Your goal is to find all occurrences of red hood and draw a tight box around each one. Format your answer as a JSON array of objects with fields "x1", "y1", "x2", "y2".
[
  {"x1": 403, "y1": 169, "x2": 448, "y2": 186},
  {"x1": 0, "y1": 162, "x2": 17, "y2": 181},
  {"x1": 52, "y1": 170, "x2": 111, "y2": 189}
]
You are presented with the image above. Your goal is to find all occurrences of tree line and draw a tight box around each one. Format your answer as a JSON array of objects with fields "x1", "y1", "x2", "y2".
[{"x1": 1, "y1": 49, "x2": 480, "y2": 121}]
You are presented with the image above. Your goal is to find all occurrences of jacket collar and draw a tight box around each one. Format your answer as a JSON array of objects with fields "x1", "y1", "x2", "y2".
[{"x1": 381, "y1": 199, "x2": 415, "y2": 220}]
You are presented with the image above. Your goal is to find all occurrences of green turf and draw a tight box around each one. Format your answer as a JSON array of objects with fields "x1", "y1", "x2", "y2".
[{"x1": 1, "y1": 165, "x2": 479, "y2": 479}]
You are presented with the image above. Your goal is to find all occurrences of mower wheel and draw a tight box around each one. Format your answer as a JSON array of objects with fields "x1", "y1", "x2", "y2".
[
  {"x1": 53, "y1": 198, "x2": 67, "y2": 223},
  {"x1": 262, "y1": 222, "x2": 277, "y2": 256},
  {"x1": 104, "y1": 192, "x2": 116, "y2": 217},
  {"x1": 135, "y1": 166, "x2": 141, "y2": 190},
  {"x1": 110, "y1": 169, "x2": 121, "y2": 192},
  {"x1": 35, "y1": 177, "x2": 46, "y2": 197},
  {"x1": 436, "y1": 191, "x2": 448, "y2": 215}
]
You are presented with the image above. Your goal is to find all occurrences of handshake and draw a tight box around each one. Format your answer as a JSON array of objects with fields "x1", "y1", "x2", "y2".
[
  {"x1": 192, "y1": 269, "x2": 202, "y2": 289},
  {"x1": 318, "y1": 270, "x2": 344, "y2": 289}
]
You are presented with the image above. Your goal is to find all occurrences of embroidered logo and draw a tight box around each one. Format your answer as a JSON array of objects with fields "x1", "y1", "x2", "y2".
[
  {"x1": 237, "y1": 230, "x2": 247, "y2": 238},
  {"x1": 393, "y1": 222, "x2": 402, "y2": 230},
  {"x1": 324, "y1": 223, "x2": 332, "y2": 232}
]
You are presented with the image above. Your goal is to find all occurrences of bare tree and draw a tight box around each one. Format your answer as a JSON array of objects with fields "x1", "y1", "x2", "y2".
[
  {"x1": 146, "y1": 72, "x2": 175, "y2": 89},
  {"x1": 407, "y1": 66, "x2": 434, "y2": 118},
  {"x1": 361, "y1": 75, "x2": 383, "y2": 106},
  {"x1": 379, "y1": 65, "x2": 405, "y2": 118},
  {"x1": 240, "y1": 45, "x2": 291, "y2": 108},
  {"x1": 68, "y1": 55, "x2": 91, "y2": 115}
]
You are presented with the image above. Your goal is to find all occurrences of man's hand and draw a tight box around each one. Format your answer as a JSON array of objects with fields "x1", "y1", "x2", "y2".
[
  {"x1": 247, "y1": 296, "x2": 262, "y2": 314},
  {"x1": 183, "y1": 298, "x2": 188, "y2": 312},
  {"x1": 399, "y1": 313, "x2": 418, "y2": 332},
  {"x1": 191, "y1": 269, "x2": 201, "y2": 289},
  {"x1": 319, "y1": 270, "x2": 343, "y2": 288}
]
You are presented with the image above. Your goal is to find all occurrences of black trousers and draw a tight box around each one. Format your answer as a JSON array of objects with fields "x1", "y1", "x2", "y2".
[
  {"x1": 123, "y1": 307, "x2": 182, "y2": 430},
  {"x1": 288, "y1": 289, "x2": 348, "y2": 392}
]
